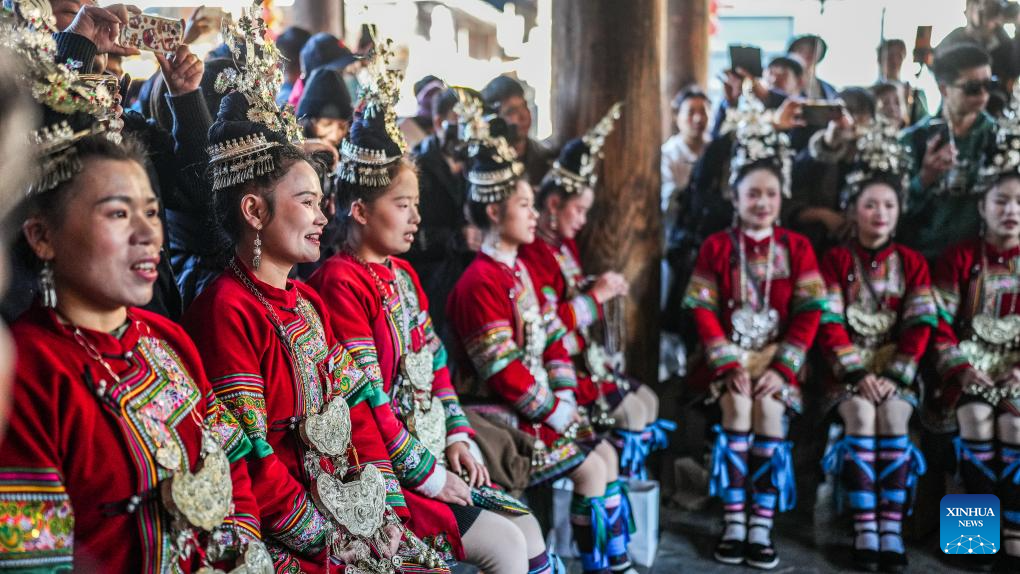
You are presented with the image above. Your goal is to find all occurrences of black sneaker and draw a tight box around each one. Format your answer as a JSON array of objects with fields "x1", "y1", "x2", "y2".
[
  {"x1": 852, "y1": 547, "x2": 879, "y2": 572},
  {"x1": 713, "y1": 537, "x2": 744, "y2": 565},
  {"x1": 745, "y1": 542, "x2": 779, "y2": 570},
  {"x1": 878, "y1": 549, "x2": 906, "y2": 573}
]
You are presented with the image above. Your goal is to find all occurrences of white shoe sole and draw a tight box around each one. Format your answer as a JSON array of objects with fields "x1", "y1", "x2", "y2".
[
  {"x1": 745, "y1": 557, "x2": 779, "y2": 570},
  {"x1": 713, "y1": 552, "x2": 744, "y2": 565}
]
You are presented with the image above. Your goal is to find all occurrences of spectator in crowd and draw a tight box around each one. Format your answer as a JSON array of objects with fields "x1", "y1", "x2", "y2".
[
  {"x1": 296, "y1": 67, "x2": 354, "y2": 150},
  {"x1": 788, "y1": 34, "x2": 839, "y2": 100},
  {"x1": 900, "y1": 44, "x2": 996, "y2": 260},
  {"x1": 482, "y1": 74, "x2": 556, "y2": 186},
  {"x1": 875, "y1": 38, "x2": 930, "y2": 126},
  {"x1": 788, "y1": 87, "x2": 877, "y2": 255},
  {"x1": 400, "y1": 74, "x2": 445, "y2": 149},
  {"x1": 407, "y1": 88, "x2": 481, "y2": 344},
  {"x1": 939, "y1": 0, "x2": 1020, "y2": 115},
  {"x1": 287, "y1": 32, "x2": 357, "y2": 109},
  {"x1": 711, "y1": 54, "x2": 803, "y2": 140},
  {"x1": 662, "y1": 87, "x2": 711, "y2": 233},
  {"x1": 274, "y1": 26, "x2": 312, "y2": 107}
]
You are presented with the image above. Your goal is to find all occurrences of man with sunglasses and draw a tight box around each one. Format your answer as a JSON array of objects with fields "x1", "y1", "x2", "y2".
[
  {"x1": 939, "y1": 0, "x2": 1020, "y2": 115},
  {"x1": 900, "y1": 44, "x2": 997, "y2": 261}
]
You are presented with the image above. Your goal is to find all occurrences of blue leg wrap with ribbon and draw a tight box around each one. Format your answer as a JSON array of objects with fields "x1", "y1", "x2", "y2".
[
  {"x1": 709, "y1": 424, "x2": 749, "y2": 508},
  {"x1": 616, "y1": 429, "x2": 651, "y2": 480},
  {"x1": 572, "y1": 495, "x2": 611, "y2": 572},
  {"x1": 645, "y1": 419, "x2": 677, "y2": 452},
  {"x1": 954, "y1": 436, "x2": 997, "y2": 486},
  {"x1": 877, "y1": 436, "x2": 926, "y2": 516},
  {"x1": 751, "y1": 438, "x2": 797, "y2": 513},
  {"x1": 821, "y1": 434, "x2": 876, "y2": 515}
]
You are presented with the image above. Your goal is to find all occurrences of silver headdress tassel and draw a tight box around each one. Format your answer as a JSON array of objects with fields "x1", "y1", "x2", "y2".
[
  {"x1": 722, "y1": 92, "x2": 793, "y2": 198},
  {"x1": 208, "y1": 0, "x2": 299, "y2": 192},
  {"x1": 841, "y1": 116, "x2": 911, "y2": 208},
  {"x1": 547, "y1": 101, "x2": 623, "y2": 193},
  {"x1": 976, "y1": 82, "x2": 1020, "y2": 194},
  {"x1": 29, "y1": 120, "x2": 109, "y2": 195},
  {"x1": 336, "y1": 37, "x2": 405, "y2": 188}
]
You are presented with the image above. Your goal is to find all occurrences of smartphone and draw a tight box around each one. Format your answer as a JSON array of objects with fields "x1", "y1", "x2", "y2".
[
  {"x1": 801, "y1": 101, "x2": 844, "y2": 126},
  {"x1": 120, "y1": 13, "x2": 184, "y2": 53},
  {"x1": 729, "y1": 44, "x2": 763, "y2": 78},
  {"x1": 926, "y1": 118, "x2": 949, "y2": 150},
  {"x1": 913, "y1": 25, "x2": 933, "y2": 65}
]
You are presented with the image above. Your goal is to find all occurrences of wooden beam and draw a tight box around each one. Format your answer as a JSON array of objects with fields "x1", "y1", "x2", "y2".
[
  {"x1": 663, "y1": 0, "x2": 710, "y2": 137},
  {"x1": 552, "y1": 0, "x2": 664, "y2": 385},
  {"x1": 289, "y1": 0, "x2": 344, "y2": 38}
]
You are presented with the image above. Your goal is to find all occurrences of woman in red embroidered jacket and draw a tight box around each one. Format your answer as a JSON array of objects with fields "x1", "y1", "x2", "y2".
[
  {"x1": 183, "y1": 88, "x2": 446, "y2": 573},
  {"x1": 520, "y1": 104, "x2": 670, "y2": 480},
  {"x1": 683, "y1": 99, "x2": 825, "y2": 570},
  {"x1": 815, "y1": 120, "x2": 934, "y2": 573},
  {"x1": 931, "y1": 121, "x2": 1020, "y2": 570},
  {"x1": 0, "y1": 133, "x2": 269, "y2": 573},
  {"x1": 308, "y1": 91, "x2": 558, "y2": 573},
  {"x1": 447, "y1": 115, "x2": 638, "y2": 574}
]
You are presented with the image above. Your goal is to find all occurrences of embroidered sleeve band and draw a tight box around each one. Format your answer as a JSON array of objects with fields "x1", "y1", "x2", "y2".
[
  {"x1": 0, "y1": 468, "x2": 74, "y2": 570},
  {"x1": 209, "y1": 373, "x2": 272, "y2": 458}
]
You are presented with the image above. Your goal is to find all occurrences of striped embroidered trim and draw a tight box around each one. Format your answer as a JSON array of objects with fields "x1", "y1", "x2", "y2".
[
  {"x1": 567, "y1": 294, "x2": 600, "y2": 331},
  {"x1": 465, "y1": 321, "x2": 524, "y2": 379},
  {"x1": 0, "y1": 468, "x2": 73, "y2": 568},
  {"x1": 935, "y1": 342, "x2": 972, "y2": 379},
  {"x1": 326, "y1": 344, "x2": 374, "y2": 407},
  {"x1": 513, "y1": 380, "x2": 556, "y2": 422},
  {"x1": 435, "y1": 388, "x2": 472, "y2": 436},
  {"x1": 270, "y1": 492, "x2": 330, "y2": 552},
  {"x1": 343, "y1": 336, "x2": 386, "y2": 397},
  {"x1": 562, "y1": 331, "x2": 584, "y2": 356},
  {"x1": 203, "y1": 390, "x2": 253, "y2": 463},
  {"x1": 934, "y1": 285, "x2": 960, "y2": 325},
  {"x1": 832, "y1": 343, "x2": 866, "y2": 380},
  {"x1": 387, "y1": 426, "x2": 437, "y2": 487},
  {"x1": 683, "y1": 271, "x2": 719, "y2": 313},
  {"x1": 223, "y1": 512, "x2": 262, "y2": 542},
  {"x1": 546, "y1": 359, "x2": 578, "y2": 391},
  {"x1": 901, "y1": 288, "x2": 939, "y2": 329},
  {"x1": 210, "y1": 373, "x2": 271, "y2": 456},
  {"x1": 885, "y1": 353, "x2": 920, "y2": 386},
  {"x1": 775, "y1": 342, "x2": 808, "y2": 379},
  {"x1": 705, "y1": 336, "x2": 740, "y2": 373},
  {"x1": 793, "y1": 269, "x2": 828, "y2": 313}
]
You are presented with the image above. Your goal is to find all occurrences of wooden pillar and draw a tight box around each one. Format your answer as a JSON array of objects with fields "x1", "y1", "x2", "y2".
[
  {"x1": 552, "y1": 0, "x2": 664, "y2": 385},
  {"x1": 663, "y1": 0, "x2": 710, "y2": 136},
  {"x1": 289, "y1": 0, "x2": 344, "y2": 38}
]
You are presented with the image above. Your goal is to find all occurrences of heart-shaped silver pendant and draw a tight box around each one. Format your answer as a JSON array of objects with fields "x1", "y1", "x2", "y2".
[
  {"x1": 313, "y1": 463, "x2": 387, "y2": 538},
  {"x1": 165, "y1": 433, "x2": 232, "y2": 532},
  {"x1": 300, "y1": 397, "x2": 353, "y2": 458}
]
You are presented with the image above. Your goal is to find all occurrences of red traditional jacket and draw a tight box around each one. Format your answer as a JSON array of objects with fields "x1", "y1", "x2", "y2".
[
  {"x1": 683, "y1": 227, "x2": 826, "y2": 394},
  {"x1": 308, "y1": 254, "x2": 475, "y2": 559},
  {"x1": 519, "y1": 234, "x2": 618, "y2": 406},
  {"x1": 817, "y1": 242, "x2": 937, "y2": 387},
  {"x1": 0, "y1": 305, "x2": 261, "y2": 573},
  {"x1": 183, "y1": 262, "x2": 388, "y2": 574},
  {"x1": 446, "y1": 249, "x2": 579, "y2": 446},
  {"x1": 933, "y1": 238, "x2": 1020, "y2": 384}
]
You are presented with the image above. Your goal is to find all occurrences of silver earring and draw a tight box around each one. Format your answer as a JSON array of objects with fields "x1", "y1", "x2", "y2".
[
  {"x1": 40, "y1": 260, "x2": 56, "y2": 308},
  {"x1": 252, "y1": 231, "x2": 262, "y2": 270}
]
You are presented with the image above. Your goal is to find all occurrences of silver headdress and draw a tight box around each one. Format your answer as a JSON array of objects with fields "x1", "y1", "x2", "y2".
[
  {"x1": 460, "y1": 91, "x2": 524, "y2": 203},
  {"x1": 337, "y1": 38, "x2": 405, "y2": 188},
  {"x1": 722, "y1": 93, "x2": 793, "y2": 198},
  {"x1": 546, "y1": 101, "x2": 623, "y2": 193},
  {"x1": 0, "y1": 0, "x2": 115, "y2": 119},
  {"x1": 977, "y1": 83, "x2": 1020, "y2": 194},
  {"x1": 29, "y1": 120, "x2": 108, "y2": 195},
  {"x1": 841, "y1": 116, "x2": 911, "y2": 208},
  {"x1": 208, "y1": 0, "x2": 300, "y2": 192}
]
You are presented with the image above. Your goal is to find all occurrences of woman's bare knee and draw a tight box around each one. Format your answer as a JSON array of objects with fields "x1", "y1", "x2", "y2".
[
  {"x1": 721, "y1": 391, "x2": 753, "y2": 431},
  {"x1": 958, "y1": 402, "x2": 996, "y2": 441},
  {"x1": 570, "y1": 452, "x2": 607, "y2": 497},
  {"x1": 752, "y1": 395, "x2": 786, "y2": 437},
  {"x1": 637, "y1": 385, "x2": 660, "y2": 420},
  {"x1": 838, "y1": 396, "x2": 877, "y2": 435},
  {"x1": 876, "y1": 397, "x2": 913, "y2": 435},
  {"x1": 997, "y1": 413, "x2": 1020, "y2": 444},
  {"x1": 594, "y1": 440, "x2": 620, "y2": 482}
]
